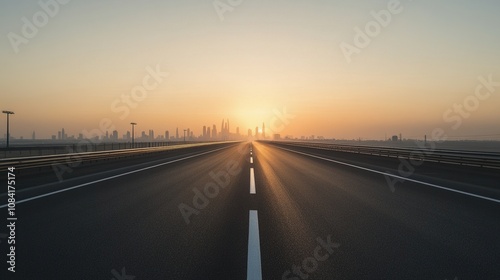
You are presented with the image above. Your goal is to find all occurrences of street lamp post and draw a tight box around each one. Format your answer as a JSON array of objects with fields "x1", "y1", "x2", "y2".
[
  {"x1": 2, "y1": 111, "x2": 14, "y2": 149},
  {"x1": 130, "y1": 122, "x2": 137, "y2": 148}
]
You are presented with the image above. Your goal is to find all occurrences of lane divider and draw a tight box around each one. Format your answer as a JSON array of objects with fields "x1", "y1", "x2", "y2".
[
  {"x1": 247, "y1": 210, "x2": 263, "y2": 280},
  {"x1": 250, "y1": 168, "x2": 256, "y2": 194}
]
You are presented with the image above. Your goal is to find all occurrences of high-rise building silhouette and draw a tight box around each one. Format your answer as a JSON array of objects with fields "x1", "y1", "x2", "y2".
[
  {"x1": 176, "y1": 127, "x2": 179, "y2": 140},
  {"x1": 220, "y1": 119, "x2": 230, "y2": 139},
  {"x1": 212, "y1": 125, "x2": 217, "y2": 139},
  {"x1": 32, "y1": 131, "x2": 35, "y2": 140},
  {"x1": 165, "y1": 130, "x2": 169, "y2": 141},
  {"x1": 203, "y1": 126, "x2": 207, "y2": 138},
  {"x1": 206, "y1": 127, "x2": 211, "y2": 139},
  {"x1": 262, "y1": 122, "x2": 265, "y2": 139}
]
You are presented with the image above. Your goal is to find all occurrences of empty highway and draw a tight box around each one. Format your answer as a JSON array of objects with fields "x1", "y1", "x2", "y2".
[{"x1": 1, "y1": 141, "x2": 499, "y2": 279}]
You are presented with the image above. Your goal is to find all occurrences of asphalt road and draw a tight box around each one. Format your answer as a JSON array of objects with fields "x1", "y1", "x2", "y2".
[{"x1": 1, "y1": 141, "x2": 499, "y2": 279}]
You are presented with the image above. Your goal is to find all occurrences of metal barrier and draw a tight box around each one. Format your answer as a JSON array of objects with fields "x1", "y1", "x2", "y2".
[{"x1": 0, "y1": 141, "x2": 236, "y2": 172}]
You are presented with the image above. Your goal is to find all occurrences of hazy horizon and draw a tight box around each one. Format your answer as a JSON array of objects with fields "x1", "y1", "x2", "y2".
[{"x1": 2, "y1": 0, "x2": 500, "y2": 140}]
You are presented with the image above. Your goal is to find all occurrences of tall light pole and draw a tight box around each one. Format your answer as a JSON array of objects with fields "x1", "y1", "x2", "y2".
[
  {"x1": 130, "y1": 122, "x2": 137, "y2": 148},
  {"x1": 2, "y1": 111, "x2": 14, "y2": 149}
]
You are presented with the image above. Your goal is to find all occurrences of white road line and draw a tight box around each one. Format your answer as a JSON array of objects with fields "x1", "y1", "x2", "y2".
[
  {"x1": 275, "y1": 146, "x2": 500, "y2": 204},
  {"x1": 0, "y1": 146, "x2": 232, "y2": 208},
  {"x1": 250, "y1": 168, "x2": 256, "y2": 194},
  {"x1": 247, "y1": 210, "x2": 263, "y2": 280},
  {"x1": 250, "y1": 157, "x2": 253, "y2": 164}
]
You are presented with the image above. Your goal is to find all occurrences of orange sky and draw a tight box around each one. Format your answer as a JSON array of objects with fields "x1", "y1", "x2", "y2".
[{"x1": 1, "y1": 1, "x2": 499, "y2": 140}]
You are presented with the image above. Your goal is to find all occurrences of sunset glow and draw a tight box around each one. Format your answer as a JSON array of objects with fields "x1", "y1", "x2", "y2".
[{"x1": 1, "y1": 0, "x2": 499, "y2": 140}]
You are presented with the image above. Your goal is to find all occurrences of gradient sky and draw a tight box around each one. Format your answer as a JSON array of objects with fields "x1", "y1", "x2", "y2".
[{"x1": 1, "y1": 0, "x2": 500, "y2": 140}]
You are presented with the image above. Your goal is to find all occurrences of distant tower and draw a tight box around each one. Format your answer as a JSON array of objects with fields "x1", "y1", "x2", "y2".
[
  {"x1": 203, "y1": 126, "x2": 207, "y2": 138},
  {"x1": 61, "y1": 128, "x2": 65, "y2": 140},
  {"x1": 255, "y1": 126, "x2": 259, "y2": 138},
  {"x1": 165, "y1": 130, "x2": 169, "y2": 141},
  {"x1": 176, "y1": 127, "x2": 179, "y2": 140},
  {"x1": 32, "y1": 131, "x2": 35, "y2": 140},
  {"x1": 212, "y1": 125, "x2": 217, "y2": 139},
  {"x1": 262, "y1": 123, "x2": 265, "y2": 139}
]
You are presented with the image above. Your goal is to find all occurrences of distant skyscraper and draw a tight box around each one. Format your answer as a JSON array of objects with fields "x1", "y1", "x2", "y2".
[
  {"x1": 219, "y1": 119, "x2": 230, "y2": 139},
  {"x1": 165, "y1": 130, "x2": 169, "y2": 141},
  {"x1": 112, "y1": 130, "x2": 118, "y2": 140},
  {"x1": 176, "y1": 127, "x2": 179, "y2": 140},
  {"x1": 187, "y1": 128, "x2": 190, "y2": 140},
  {"x1": 262, "y1": 122, "x2": 265, "y2": 138},
  {"x1": 58, "y1": 131, "x2": 62, "y2": 140},
  {"x1": 212, "y1": 125, "x2": 217, "y2": 139},
  {"x1": 255, "y1": 127, "x2": 259, "y2": 138},
  {"x1": 203, "y1": 126, "x2": 207, "y2": 138},
  {"x1": 149, "y1": 129, "x2": 154, "y2": 140},
  {"x1": 32, "y1": 131, "x2": 35, "y2": 140},
  {"x1": 61, "y1": 128, "x2": 65, "y2": 140}
]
